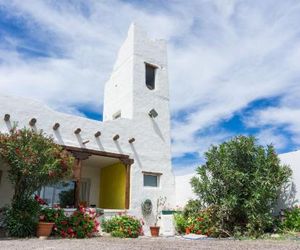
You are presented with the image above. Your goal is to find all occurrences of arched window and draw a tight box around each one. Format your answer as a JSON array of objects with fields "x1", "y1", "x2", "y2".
[{"x1": 145, "y1": 63, "x2": 156, "y2": 90}]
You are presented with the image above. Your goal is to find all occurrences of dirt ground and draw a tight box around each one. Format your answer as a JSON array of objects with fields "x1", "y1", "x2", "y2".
[{"x1": 1, "y1": 236, "x2": 300, "y2": 250}]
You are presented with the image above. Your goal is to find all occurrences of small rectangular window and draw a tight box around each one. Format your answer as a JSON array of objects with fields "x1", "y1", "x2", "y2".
[
  {"x1": 143, "y1": 172, "x2": 161, "y2": 187},
  {"x1": 145, "y1": 63, "x2": 156, "y2": 90}
]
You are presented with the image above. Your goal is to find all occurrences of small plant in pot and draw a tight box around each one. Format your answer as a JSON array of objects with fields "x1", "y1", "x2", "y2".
[
  {"x1": 36, "y1": 196, "x2": 57, "y2": 238},
  {"x1": 150, "y1": 196, "x2": 166, "y2": 237}
]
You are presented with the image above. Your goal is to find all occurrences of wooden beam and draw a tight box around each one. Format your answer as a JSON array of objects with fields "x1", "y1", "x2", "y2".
[
  {"x1": 94, "y1": 131, "x2": 101, "y2": 137},
  {"x1": 128, "y1": 138, "x2": 135, "y2": 143},
  {"x1": 125, "y1": 164, "x2": 131, "y2": 210},
  {"x1": 82, "y1": 140, "x2": 90, "y2": 145},
  {"x1": 53, "y1": 123, "x2": 60, "y2": 130},
  {"x1": 74, "y1": 128, "x2": 81, "y2": 134},
  {"x1": 4, "y1": 114, "x2": 10, "y2": 121},
  {"x1": 142, "y1": 171, "x2": 163, "y2": 176},
  {"x1": 63, "y1": 145, "x2": 132, "y2": 161},
  {"x1": 71, "y1": 151, "x2": 91, "y2": 161},
  {"x1": 113, "y1": 134, "x2": 120, "y2": 141},
  {"x1": 29, "y1": 118, "x2": 37, "y2": 126}
]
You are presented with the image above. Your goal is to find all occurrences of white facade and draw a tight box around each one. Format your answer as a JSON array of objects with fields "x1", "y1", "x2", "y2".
[{"x1": 0, "y1": 23, "x2": 175, "y2": 232}]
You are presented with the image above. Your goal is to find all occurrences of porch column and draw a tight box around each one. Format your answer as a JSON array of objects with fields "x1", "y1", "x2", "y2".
[
  {"x1": 121, "y1": 158, "x2": 134, "y2": 210},
  {"x1": 125, "y1": 164, "x2": 131, "y2": 209}
]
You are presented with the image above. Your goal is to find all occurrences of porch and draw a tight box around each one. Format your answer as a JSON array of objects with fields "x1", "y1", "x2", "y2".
[{"x1": 37, "y1": 146, "x2": 133, "y2": 210}]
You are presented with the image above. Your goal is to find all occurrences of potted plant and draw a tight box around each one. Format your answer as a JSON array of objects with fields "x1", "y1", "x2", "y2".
[
  {"x1": 150, "y1": 196, "x2": 166, "y2": 237},
  {"x1": 37, "y1": 206, "x2": 57, "y2": 238}
]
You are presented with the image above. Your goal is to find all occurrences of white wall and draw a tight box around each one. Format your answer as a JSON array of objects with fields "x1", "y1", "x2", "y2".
[
  {"x1": 175, "y1": 173, "x2": 196, "y2": 208},
  {"x1": 279, "y1": 150, "x2": 300, "y2": 205}
]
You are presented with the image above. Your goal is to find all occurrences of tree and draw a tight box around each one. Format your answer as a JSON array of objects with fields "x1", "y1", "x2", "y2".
[
  {"x1": 0, "y1": 128, "x2": 74, "y2": 201},
  {"x1": 0, "y1": 128, "x2": 74, "y2": 237},
  {"x1": 191, "y1": 136, "x2": 292, "y2": 237}
]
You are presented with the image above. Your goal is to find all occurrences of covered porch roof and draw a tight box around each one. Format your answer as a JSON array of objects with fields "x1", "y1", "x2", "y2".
[{"x1": 63, "y1": 145, "x2": 134, "y2": 209}]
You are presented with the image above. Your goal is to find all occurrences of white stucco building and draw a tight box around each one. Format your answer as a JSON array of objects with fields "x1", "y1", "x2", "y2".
[{"x1": 0, "y1": 23, "x2": 175, "y2": 231}]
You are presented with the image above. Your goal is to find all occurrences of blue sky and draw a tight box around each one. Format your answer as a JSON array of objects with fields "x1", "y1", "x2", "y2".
[{"x1": 0, "y1": 0, "x2": 300, "y2": 174}]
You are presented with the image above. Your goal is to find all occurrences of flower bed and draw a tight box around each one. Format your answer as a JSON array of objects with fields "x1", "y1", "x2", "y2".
[
  {"x1": 102, "y1": 213, "x2": 143, "y2": 238},
  {"x1": 52, "y1": 206, "x2": 99, "y2": 238}
]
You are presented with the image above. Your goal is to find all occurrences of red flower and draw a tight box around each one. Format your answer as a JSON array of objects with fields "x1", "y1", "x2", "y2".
[
  {"x1": 34, "y1": 194, "x2": 47, "y2": 205},
  {"x1": 196, "y1": 230, "x2": 202, "y2": 235},
  {"x1": 60, "y1": 230, "x2": 67, "y2": 238},
  {"x1": 61, "y1": 220, "x2": 68, "y2": 225}
]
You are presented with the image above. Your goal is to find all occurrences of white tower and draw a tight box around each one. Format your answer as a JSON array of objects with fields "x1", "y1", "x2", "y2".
[
  {"x1": 103, "y1": 24, "x2": 175, "y2": 228},
  {"x1": 103, "y1": 23, "x2": 171, "y2": 145}
]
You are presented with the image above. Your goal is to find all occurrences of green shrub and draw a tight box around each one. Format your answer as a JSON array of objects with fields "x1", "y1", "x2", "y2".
[
  {"x1": 102, "y1": 214, "x2": 142, "y2": 238},
  {"x1": 281, "y1": 206, "x2": 300, "y2": 232},
  {"x1": 5, "y1": 197, "x2": 40, "y2": 237},
  {"x1": 174, "y1": 213, "x2": 186, "y2": 234},
  {"x1": 183, "y1": 199, "x2": 202, "y2": 218},
  {"x1": 190, "y1": 136, "x2": 292, "y2": 237}
]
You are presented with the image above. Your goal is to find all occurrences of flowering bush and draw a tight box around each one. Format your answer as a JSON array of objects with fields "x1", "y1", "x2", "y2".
[
  {"x1": 102, "y1": 214, "x2": 143, "y2": 238},
  {"x1": 0, "y1": 128, "x2": 74, "y2": 201},
  {"x1": 53, "y1": 206, "x2": 99, "y2": 238},
  {"x1": 174, "y1": 207, "x2": 217, "y2": 237},
  {"x1": 0, "y1": 128, "x2": 74, "y2": 237},
  {"x1": 185, "y1": 214, "x2": 213, "y2": 236}
]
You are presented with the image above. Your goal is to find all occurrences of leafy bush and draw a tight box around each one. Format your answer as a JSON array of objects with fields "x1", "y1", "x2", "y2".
[
  {"x1": 174, "y1": 213, "x2": 186, "y2": 234},
  {"x1": 183, "y1": 199, "x2": 202, "y2": 218},
  {"x1": 5, "y1": 197, "x2": 40, "y2": 237},
  {"x1": 191, "y1": 136, "x2": 292, "y2": 237},
  {"x1": 0, "y1": 128, "x2": 74, "y2": 238},
  {"x1": 53, "y1": 206, "x2": 99, "y2": 238},
  {"x1": 174, "y1": 206, "x2": 219, "y2": 237},
  {"x1": 0, "y1": 128, "x2": 74, "y2": 201},
  {"x1": 280, "y1": 206, "x2": 300, "y2": 232},
  {"x1": 39, "y1": 206, "x2": 64, "y2": 223},
  {"x1": 102, "y1": 214, "x2": 143, "y2": 238}
]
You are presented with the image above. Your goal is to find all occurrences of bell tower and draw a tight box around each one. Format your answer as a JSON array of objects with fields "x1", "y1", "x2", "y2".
[{"x1": 103, "y1": 23, "x2": 170, "y2": 142}]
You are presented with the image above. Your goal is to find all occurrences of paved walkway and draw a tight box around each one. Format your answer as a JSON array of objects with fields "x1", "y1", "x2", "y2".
[{"x1": 1, "y1": 236, "x2": 300, "y2": 250}]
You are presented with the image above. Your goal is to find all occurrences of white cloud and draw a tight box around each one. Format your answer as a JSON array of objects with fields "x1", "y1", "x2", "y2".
[{"x1": 0, "y1": 0, "x2": 300, "y2": 162}]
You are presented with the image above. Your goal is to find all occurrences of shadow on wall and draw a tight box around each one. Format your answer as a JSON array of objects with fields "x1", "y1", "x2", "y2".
[
  {"x1": 114, "y1": 140, "x2": 123, "y2": 154},
  {"x1": 150, "y1": 118, "x2": 165, "y2": 142},
  {"x1": 130, "y1": 143, "x2": 142, "y2": 169},
  {"x1": 5, "y1": 120, "x2": 13, "y2": 132},
  {"x1": 95, "y1": 137, "x2": 104, "y2": 151},
  {"x1": 75, "y1": 133, "x2": 86, "y2": 148},
  {"x1": 54, "y1": 129, "x2": 65, "y2": 145},
  {"x1": 275, "y1": 181, "x2": 298, "y2": 214}
]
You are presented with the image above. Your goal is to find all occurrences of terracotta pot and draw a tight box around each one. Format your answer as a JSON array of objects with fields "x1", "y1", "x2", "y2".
[
  {"x1": 37, "y1": 222, "x2": 54, "y2": 237},
  {"x1": 185, "y1": 228, "x2": 191, "y2": 234},
  {"x1": 150, "y1": 226, "x2": 160, "y2": 237}
]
